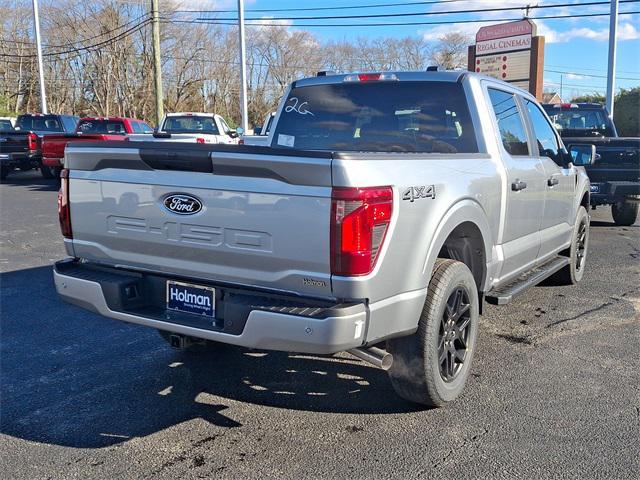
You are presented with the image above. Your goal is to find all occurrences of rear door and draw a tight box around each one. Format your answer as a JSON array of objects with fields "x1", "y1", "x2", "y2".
[
  {"x1": 486, "y1": 87, "x2": 546, "y2": 280},
  {"x1": 66, "y1": 144, "x2": 334, "y2": 297},
  {"x1": 524, "y1": 99, "x2": 575, "y2": 259}
]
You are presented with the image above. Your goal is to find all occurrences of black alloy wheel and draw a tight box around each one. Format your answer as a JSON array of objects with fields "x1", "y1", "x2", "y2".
[{"x1": 438, "y1": 287, "x2": 472, "y2": 382}]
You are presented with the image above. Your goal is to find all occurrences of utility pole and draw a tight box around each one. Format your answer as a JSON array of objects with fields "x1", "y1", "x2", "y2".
[
  {"x1": 32, "y1": 0, "x2": 47, "y2": 113},
  {"x1": 151, "y1": 0, "x2": 164, "y2": 126},
  {"x1": 238, "y1": 0, "x2": 249, "y2": 132},
  {"x1": 605, "y1": 0, "x2": 618, "y2": 118}
]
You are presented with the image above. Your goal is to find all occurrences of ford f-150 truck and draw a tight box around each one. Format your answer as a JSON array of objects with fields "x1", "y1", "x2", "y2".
[
  {"x1": 543, "y1": 103, "x2": 639, "y2": 226},
  {"x1": 41, "y1": 117, "x2": 154, "y2": 178},
  {"x1": 54, "y1": 71, "x2": 594, "y2": 406},
  {"x1": 0, "y1": 113, "x2": 79, "y2": 180},
  {"x1": 129, "y1": 112, "x2": 239, "y2": 145}
]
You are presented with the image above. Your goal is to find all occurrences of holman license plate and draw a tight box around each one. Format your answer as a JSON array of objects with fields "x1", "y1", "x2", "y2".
[{"x1": 166, "y1": 280, "x2": 215, "y2": 317}]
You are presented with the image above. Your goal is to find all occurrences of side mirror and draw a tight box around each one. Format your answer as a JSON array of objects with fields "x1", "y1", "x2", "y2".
[
  {"x1": 235, "y1": 127, "x2": 244, "y2": 136},
  {"x1": 153, "y1": 127, "x2": 158, "y2": 134},
  {"x1": 567, "y1": 144, "x2": 596, "y2": 166},
  {"x1": 228, "y1": 131, "x2": 239, "y2": 138}
]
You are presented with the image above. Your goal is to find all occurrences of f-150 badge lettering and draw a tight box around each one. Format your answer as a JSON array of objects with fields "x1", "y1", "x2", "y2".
[
  {"x1": 402, "y1": 185, "x2": 436, "y2": 202},
  {"x1": 163, "y1": 194, "x2": 203, "y2": 215}
]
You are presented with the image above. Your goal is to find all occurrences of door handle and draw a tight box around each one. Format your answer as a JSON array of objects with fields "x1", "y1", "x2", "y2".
[
  {"x1": 547, "y1": 177, "x2": 559, "y2": 187},
  {"x1": 511, "y1": 180, "x2": 527, "y2": 191}
]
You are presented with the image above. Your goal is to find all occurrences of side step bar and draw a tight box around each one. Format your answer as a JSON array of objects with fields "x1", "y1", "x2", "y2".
[{"x1": 486, "y1": 256, "x2": 570, "y2": 305}]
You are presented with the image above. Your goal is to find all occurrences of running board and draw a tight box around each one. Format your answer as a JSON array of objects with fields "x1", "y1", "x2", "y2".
[{"x1": 486, "y1": 256, "x2": 570, "y2": 305}]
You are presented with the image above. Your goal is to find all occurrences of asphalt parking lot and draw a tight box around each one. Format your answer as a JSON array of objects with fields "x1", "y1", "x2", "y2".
[{"x1": 1, "y1": 170, "x2": 639, "y2": 479}]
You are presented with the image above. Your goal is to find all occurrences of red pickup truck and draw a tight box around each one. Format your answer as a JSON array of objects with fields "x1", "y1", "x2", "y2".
[{"x1": 41, "y1": 117, "x2": 153, "y2": 178}]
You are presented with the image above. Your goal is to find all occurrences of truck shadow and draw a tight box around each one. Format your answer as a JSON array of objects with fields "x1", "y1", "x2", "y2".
[
  {"x1": 0, "y1": 170, "x2": 59, "y2": 191},
  {"x1": 0, "y1": 265, "x2": 418, "y2": 449}
]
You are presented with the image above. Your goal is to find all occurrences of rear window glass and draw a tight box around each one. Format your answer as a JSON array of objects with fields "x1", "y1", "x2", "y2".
[
  {"x1": 163, "y1": 116, "x2": 219, "y2": 135},
  {"x1": 272, "y1": 81, "x2": 478, "y2": 153},
  {"x1": 77, "y1": 120, "x2": 127, "y2": 135},
  {"x1": 16, "y1": 115, "x2": 64, "y2": 132},
  {"x1": 543, "y1": 107, "x2": 612, "y2": 135}
]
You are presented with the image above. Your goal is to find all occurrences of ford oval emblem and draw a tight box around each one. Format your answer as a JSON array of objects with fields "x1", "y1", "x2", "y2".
[{"x1": 163, "y1": 194, "x2": 203, "y2": 215}]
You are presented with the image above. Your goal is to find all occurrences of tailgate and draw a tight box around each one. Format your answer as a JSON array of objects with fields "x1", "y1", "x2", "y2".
[
  {"x1": 569, "y1": 137, "x2": 640, "y2": 183},
  {"x1": 65, "y1": 143, "x2": 334, "y2": 297},
  {"x1": 0, "y1": 132, "x2": 29, "y2": 155}
]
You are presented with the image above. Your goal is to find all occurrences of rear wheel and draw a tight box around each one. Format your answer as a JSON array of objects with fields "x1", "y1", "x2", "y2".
[
  {"x1": 612, "y1": 198, "x2": 639, "y2": 226},
  {"x1": 41, "y1": 165, "x2": 56, "y2": 179},
  {"x1": 387, "y1": 259, "x2": 479, "y2": 407}
]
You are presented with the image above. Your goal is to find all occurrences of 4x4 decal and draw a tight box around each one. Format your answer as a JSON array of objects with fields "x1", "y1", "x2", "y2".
[{"x1": 402, "y1": 185, "x2": 436, "y2": 202}]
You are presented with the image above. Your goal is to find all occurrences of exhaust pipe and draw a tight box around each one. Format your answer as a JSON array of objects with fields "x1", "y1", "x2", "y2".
[{"x1": 348, "y1": 346, "x2": 393, "y2": 370}]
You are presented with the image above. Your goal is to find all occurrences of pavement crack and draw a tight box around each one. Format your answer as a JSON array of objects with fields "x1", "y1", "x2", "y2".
[{"x1": 546, "y1": 301, "x2": 613, "y2": 328}]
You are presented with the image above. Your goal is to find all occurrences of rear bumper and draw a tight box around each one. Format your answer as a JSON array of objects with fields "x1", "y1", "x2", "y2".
[
  {"x1": 590, "y1": 181, "x2": 640, "y2": 205},
  {"x1": 53, "y1": 260, "x2": 368, "y2": 354},
  {"x1": 0, "y1": 152, "x2": 40, "y2": 167}
]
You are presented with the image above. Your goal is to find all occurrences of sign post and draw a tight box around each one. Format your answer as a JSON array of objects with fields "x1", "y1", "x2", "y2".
[{"x1": 468, "y1": 19, "x2": 544, "y2": 99}]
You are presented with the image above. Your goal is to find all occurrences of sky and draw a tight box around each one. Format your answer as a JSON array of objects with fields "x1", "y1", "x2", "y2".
[{"x1": 181, "y1": 0, "x2": 640, "y2": 100}]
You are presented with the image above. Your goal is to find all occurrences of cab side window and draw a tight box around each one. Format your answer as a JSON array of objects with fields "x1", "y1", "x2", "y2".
[
  {"x1": 525, "y1": 100, "x2": 562, "y2": 165},
  {"x1": 488, "y1": 88, "x2": 529, "y2": 156}
]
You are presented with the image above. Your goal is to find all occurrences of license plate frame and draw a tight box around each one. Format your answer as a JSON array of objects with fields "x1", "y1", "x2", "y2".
[{"x1": 166, "y1": 280, "x2": 216, "y2": 318}]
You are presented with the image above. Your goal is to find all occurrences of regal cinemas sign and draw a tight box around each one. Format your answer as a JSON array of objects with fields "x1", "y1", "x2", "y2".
[{"x1": 475, "y1": 20, "x2": 535, "y2": 55}]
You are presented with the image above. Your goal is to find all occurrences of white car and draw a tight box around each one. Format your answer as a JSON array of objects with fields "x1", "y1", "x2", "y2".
[
  {"x1": 242, "y1": 112, "x2": 276, "y2": 146},
  {"x1": 130, "y1": 113, "x2": 239, "y2": 144}
]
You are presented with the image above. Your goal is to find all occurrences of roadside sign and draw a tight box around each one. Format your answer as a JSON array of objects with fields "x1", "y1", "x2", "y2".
[{"x1": 468, "y1": 19, "x2": 544, "y2": 99}]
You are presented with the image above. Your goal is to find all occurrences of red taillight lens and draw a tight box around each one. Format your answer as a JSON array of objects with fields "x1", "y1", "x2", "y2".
[
  {"x1": 196, "y1": 137, "x2": 205, "y2": 144},
  {"x1": 330, "y1": 186, "x2": 393, "y2": 276},
  {"x1": 58, "y1": 168, "x2": 72, "y2": 239},
  {"x1": 27, "y1": 132, "x2": 38, "y2": 152}
]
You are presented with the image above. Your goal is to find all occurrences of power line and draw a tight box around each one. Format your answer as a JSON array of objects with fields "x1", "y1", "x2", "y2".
[
  {"x1": 0, "y1": 18, "x2": 151, "y2": 59},
  {"x1": 164, "y1": 9, "x2": 640, "y2": 28},
  {"x1": 184, "y1": 0, "x2": 639, "y2": 21},
  {"x1": 173, "y1": 0, "x2": 489, "y2": 14},
  {"x1": 545, "y1": 69, "x2": 640, "y2": 81},
  {"x1": 546, "y1": 64, "x2": 640, "y2": 75},
  {"x1": 0, "y1": 13, "x2": 150, "y2": 49}
]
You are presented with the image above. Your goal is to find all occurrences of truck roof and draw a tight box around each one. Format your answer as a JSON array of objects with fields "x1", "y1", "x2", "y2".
[
  {"x1": 165, "y1": 112, "x2": 216, "y2": 117},
  {"x1": 542, "y1": 103, "x2": 606, "y2": 110},
  {"x1": 79, "y1": 116, "x2": 144, "y2": 122},
  {"x1": 292, "y1": 70, "x2": 532, "y2": 93}
]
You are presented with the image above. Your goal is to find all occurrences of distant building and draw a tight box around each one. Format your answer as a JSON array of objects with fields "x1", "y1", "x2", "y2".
[{"x1": 542, "y1": 92, "x2": 563, "y2": 104}]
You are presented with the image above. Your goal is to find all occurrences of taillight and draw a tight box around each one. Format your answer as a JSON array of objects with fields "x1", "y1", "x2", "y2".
[
  {"x1": 58, "y1": 168, "x2": 72, "y2": 239},
  {"x1": 27, "y1": 132, "x2": 38, "y2": 152},
  {"x1": 196, "y1": 137, "x2": 205, "y2": 144},
  {"x1": 330, "y1": 186, "x2": 393, "y2": 276}
]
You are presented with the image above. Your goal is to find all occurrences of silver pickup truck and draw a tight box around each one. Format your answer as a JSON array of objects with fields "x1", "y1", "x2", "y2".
[{"x1": 54, "y1": 71, "x2": 595, "y2": 406}]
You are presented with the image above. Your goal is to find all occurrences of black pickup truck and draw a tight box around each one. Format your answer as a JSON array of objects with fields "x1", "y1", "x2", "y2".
[
  {"x1": 543, "y1": 103, "x2": 639, "y2": 226},
  {"x1": 0, "y1": 113, "x2": 79, "y2": 180}
]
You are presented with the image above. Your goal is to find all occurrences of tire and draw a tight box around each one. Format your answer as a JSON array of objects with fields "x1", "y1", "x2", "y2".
[
  {"x1": 0, "y1": 166, "x2": 9, "y2": 181},
  {"x1": 41, "y1": 165, "x2": 55, "y2": 179},
  {"x1": 387, "y1": 259, "x2": 479, "y2": 407},
  {"x1": 612, "y1": 198, "x2": 639, "y2": 226},
  {"x1": 550, "y1": 206, "x2": 590, "y2": 285}
]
